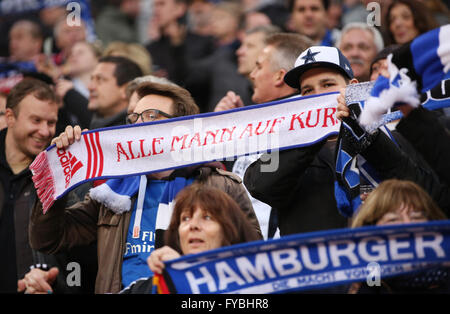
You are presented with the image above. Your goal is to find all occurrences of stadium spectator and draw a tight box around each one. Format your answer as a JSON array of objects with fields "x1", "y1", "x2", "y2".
[
  {"x1": 385, "y1": 0, "x2": 438, "y2": 45},
  {"x1": 8, "y1": 20, "x2": 43, "y2": 63},
  {"x1": 216, "y1": 33, "x2": 312, "y2": 239},
  {"x1": 95, "y1": 0, "x2": 140, "y2": 45},
  {"x1": 212, "y1": 25, "x2": 280, "y2": 114},
  {"x1": 52, "y1": 17, "x2": 87, "y2": 66},
  {"x1": 244, "y1": 46, "x2": 355, "y2": 237},
  {"x1": 120, "y1": 183, "x2": 261, "y2": 293},
  {"x1": 349, "y1": 179, "x2": 449, "y2": 293},
  {"x1": 87, "y1": 56, "x2": 142, "y2": 129},
  {"x1": 58, "y1": 41, "x2": 102, "y2": 99},
  {"x1": 209, "y1": 2, "x2": 243, "y2": 48},
  {"x1": 368, "y1": 45, "x2": 400, "y2": 81},
  {"x1": 236, "y1": 25, "x2": 280, "y2": 80},
  {"x1": 125, "y1": 75, "x2": 178, "y2": 114},
  {"x1": 287, "y1": 0, "x2": 340, "y2": 46},
  {"x1": 0, "y1": 79, "x2": 58, "y2": 293},
  {"x1": 187, "y1": 0, "x2": 214, "y2": 36},
  {"x1": 28, "y1": 80, "x2": 261, "y2": 293},
  {"x1": 337, "y1": 22, "x2": 384, "y2": 82},
  {"x1": 145, "y1": 0, "x2": 215, "y2": 110}
]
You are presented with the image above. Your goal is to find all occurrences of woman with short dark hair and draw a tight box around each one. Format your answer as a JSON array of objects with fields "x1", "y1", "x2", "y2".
[{"x1": 164, "y1": 183, "x2": 261, "y2": 255}]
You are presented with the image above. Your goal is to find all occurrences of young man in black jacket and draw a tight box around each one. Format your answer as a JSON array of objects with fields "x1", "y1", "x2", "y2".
[
  {"x1": 244, "y1": 46, "x2": 357, "y2": 236},
  {"x1": 245, "y1": 46, "x2": 450, "y2": 239}
]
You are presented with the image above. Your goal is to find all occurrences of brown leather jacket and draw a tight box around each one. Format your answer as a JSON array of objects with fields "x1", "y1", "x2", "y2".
[{"x1": 29, "y1": 165, "x2": 261, "y2": 293}]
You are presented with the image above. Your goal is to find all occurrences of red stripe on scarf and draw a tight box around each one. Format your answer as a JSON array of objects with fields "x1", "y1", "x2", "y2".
[
  {"x1": 90, "y1": 132, "x2": 98, "y2": 179},
  {"x1": 96, "y1": 132, "x2": 104, "y2": 177},
  {"x1": 153, "y1": 273, "x2": 170, "y2": 294},
  {"x1": 84, "y1": 134, "x2": 93, "y2": 180}
]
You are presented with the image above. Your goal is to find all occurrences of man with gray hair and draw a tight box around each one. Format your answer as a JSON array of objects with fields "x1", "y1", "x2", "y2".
[
  {"x1": 336, "y1": 22, "x2": 384, "y2": 82},
  {"x1": 215, "y1": 32, "x2": 312, "y2": 111}
]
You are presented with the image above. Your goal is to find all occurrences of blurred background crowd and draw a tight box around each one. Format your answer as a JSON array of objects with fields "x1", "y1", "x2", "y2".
[{"x1": 1, "y1": 0, "x2": 449, "y2": 118}]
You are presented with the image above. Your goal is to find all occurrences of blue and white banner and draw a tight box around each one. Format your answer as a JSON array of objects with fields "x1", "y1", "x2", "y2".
[{"x1": 161, "y1": 221, "x2": 450, "y2": 294}]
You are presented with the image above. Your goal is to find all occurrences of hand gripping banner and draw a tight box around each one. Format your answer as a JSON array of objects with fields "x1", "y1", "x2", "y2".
[
  {"x1": 30, "y1": 79, "x2": 450, "y2": 213},
  {"x1": 155, "y1": 221, "x2": 450, "y2": 294},
  {"x1": 30, "y1": 93, "x2": 341, "y2": 213}
]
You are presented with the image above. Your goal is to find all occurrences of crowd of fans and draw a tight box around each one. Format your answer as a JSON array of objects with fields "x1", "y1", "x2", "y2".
[{"x1": 1, "y1": 0, "x2": 450, "y2": 295}]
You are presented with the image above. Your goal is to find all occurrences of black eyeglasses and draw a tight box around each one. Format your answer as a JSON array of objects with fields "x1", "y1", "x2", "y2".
[{"x1": 126, "y1": 109, "x2": 174, "y2": 124}]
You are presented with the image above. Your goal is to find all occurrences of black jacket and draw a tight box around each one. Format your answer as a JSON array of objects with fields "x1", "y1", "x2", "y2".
[
  {"x1": 361, "y1": 129, "x2": 450, "y2": 216},
  {"x1": 244, "y1": 125, "x2": 450, "y2": 236},
  {"x1": 396, "y1": 106, "x2": 450, "y2": 186},
  {"x1": 56, "y1": 89, "x2": 92, "y2": 136},
  {"x1": 0, "y1": 129, "x2": 38, "y2": 291},
  {"x1": 244, "y1": 139, "x2": 348, "y2": 236},
  {"x1": 0, "y1": 129, "x2": 96, "y2": 293}
]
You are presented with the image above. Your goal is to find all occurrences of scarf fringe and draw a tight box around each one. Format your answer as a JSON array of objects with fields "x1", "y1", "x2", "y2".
[
  {"x1": 359, "y1": 54, "x2": 420, "y2": 133},
  {"x1": 29, "y1": 151, "x2": 56, "y2": 214},
  {"x1": 359, "y1": 81, "x2": 419, "y2": 131},
  {"x1": 89, "y1": 183, "x2": 132, "y2": 214}
]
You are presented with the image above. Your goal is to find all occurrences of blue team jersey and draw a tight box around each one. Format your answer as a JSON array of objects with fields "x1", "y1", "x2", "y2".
[{"x1": 121, "y1": 180, "x2": 167, "y2": 288}]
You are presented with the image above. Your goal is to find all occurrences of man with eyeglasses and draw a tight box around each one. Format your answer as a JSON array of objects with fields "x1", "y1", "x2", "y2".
[
  {"x1": 27, "y1": 80, "x2": 262, "y2": 294},
  {"x1": 126, "y1": 108, "x2": 174, "y2": 124}
]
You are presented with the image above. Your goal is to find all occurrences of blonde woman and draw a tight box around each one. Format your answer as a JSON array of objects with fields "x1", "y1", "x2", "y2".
[{"x1": 350, "y1": 179, "x2": 449, "y2": 294}]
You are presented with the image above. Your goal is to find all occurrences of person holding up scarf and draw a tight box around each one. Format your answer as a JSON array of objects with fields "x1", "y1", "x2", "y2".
[
  {"x1": 244, "y1": 46, "x2": 358, "y2": 237},
  {"x1": 336, "y1": 24, "x2": 450, "y2": 217},
  {"x1": 245, "y1": 44, "x2": 450, "y2": 237},
  {"x1": 120, "y1": 184, "x2": 261, "y2": 293},
  {"x1": 348, "y1": 179, "x2": 450, "y2": 293},
  {"x1": 28, "y1": 80, "x2": 262, "y2": 294},
  {"x1": 336, "y1": 85, "x2": 450, "y2": 212}
]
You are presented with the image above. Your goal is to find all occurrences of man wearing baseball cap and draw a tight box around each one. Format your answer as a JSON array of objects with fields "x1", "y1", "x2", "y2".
[
  {"x1": 284, "y1": 45, "x2": 357, "y2": 95},
  {"x1": 244, "y1": 46, "x2": 357, "y2": 240}
]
